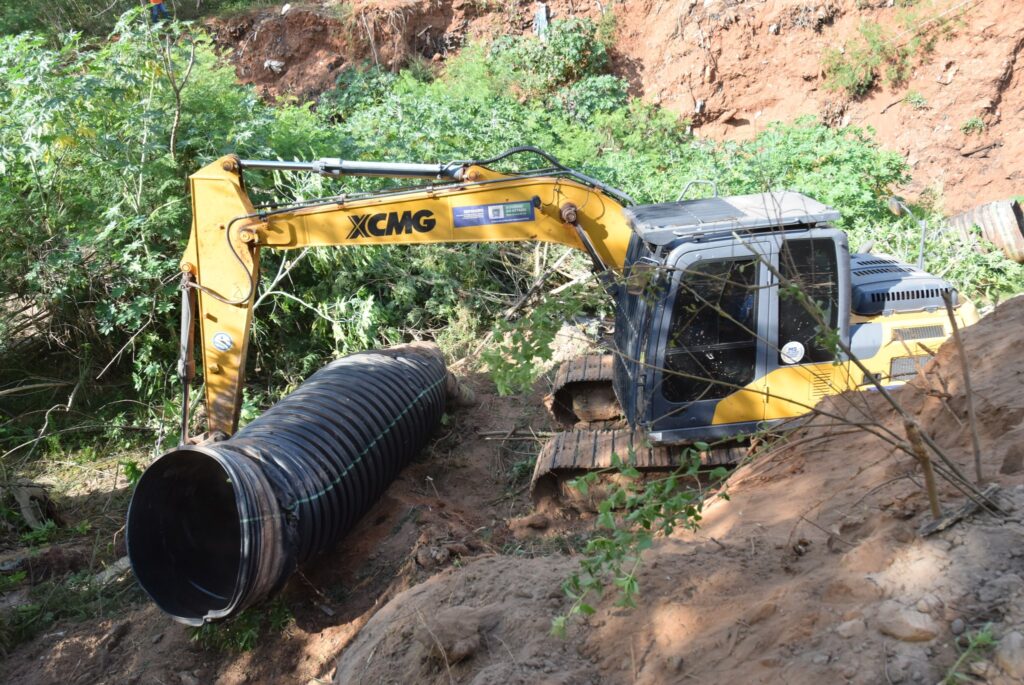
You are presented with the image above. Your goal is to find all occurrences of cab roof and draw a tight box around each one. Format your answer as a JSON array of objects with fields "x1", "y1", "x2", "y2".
[{"x1": 623, "y1": 191, "x2": 841, "y2": 246}]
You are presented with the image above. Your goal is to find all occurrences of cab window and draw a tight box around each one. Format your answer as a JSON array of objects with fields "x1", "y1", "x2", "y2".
[
  {"x1": 662, "y1": 258, "x2": 759, "y2": 403},
  {"x1": 777, "y1": 239, "x2": 839, "y2": 365}
]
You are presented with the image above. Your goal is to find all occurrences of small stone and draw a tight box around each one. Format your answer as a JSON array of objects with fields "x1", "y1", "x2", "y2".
[
  {"x1": 745, "y1": 602, "x2": 777, "y2": 625},
  {"x1": 837, "y1": 619, "x2": 867, "y2": 638},
  {"x1": 768, "y1": 23, "x2": 780, "y2": 35},
  {"x1": 994, "y1": 630, "x2": 1024, "y2": 678},
  {"x1": 812, "y1": 653, "x2": 829, "y2": 665},
  {"x1": 152, "y1": 632, "x2": 164, "y2": 644},
  {"x1": 876, "y1": 600, "x2": 940, "y2": 642},
  {"x1": 969, "y1": 659, "x2": 993, "y2": 677},
  {"x1": 414, "y1": 545, "x2": 450, "y2": 568},
  {"x1": 951, "y1": 618, "x2": 965, "y2": 635},
  {"x1": 841, "y1": 664, "x2": 857, "y2": 679}
]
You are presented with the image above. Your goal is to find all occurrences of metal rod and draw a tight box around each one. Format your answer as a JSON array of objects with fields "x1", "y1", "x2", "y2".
[{"x1": 240, "y1": 158, "x2": 465, "y2": 180}]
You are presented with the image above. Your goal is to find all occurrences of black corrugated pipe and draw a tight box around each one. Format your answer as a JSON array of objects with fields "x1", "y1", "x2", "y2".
[{"x1": 126, "y1": 343, "x2": 448, "y2": 626}]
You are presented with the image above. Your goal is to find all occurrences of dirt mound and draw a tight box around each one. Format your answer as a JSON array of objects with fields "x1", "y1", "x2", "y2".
[
  {"x1": 335, "y1": 555, "x2": 602, "y2": 684},
  {"x1": 332, "y1": 295, "x2": 1024, "y2": 684}
]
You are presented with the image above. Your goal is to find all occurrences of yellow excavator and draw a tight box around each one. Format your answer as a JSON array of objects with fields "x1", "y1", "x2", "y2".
[
  {"x1": 177, "y1": 146, "x2": 977, "y2": 489},
  {"x1": 127, "y1": 146, "x2": 982, "y2": 625}
]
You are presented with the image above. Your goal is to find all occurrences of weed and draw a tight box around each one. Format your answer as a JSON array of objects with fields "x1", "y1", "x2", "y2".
[
  {"x1": 824, "y1": 6, "x2": 953, "y2": 99},
  {"x1": 19, "y1": 520, "x2": 57, "y2": 546},
  {"x1": 552, "y1": 447, "x2": 731, "y2": 635},
  {"x1": 0, "y1": 570, "x2": 26, "y2": 594},
  {"x1": 0, "y1": 570, "x2": 142, "y2": 652},
  {"x1": 960, "y1": 117, "x2": 986, "y2": 135},
  {"x1": 905, "y1": 90, "x2": 927, "y2": 109},
  {"x1": 943, "y1": 624, "x2": 997, "y2": 683},
  {"x1": 189, "y1": 598, "x2": 293, "y2": 653},
  {"x1": 119, "y1": 459, "x2": 143, "y2": 486},
  {"x1": 510, "y1": 456, "x2": 537, "y2": 484}
]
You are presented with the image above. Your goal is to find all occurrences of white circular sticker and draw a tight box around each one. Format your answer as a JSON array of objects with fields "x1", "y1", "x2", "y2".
[
  {"x1": 781, "y1": 340, "x2": 805, "y2": 365},
  {"x1": 212, "y1": 332, "x2": 234, "y2": 352}
]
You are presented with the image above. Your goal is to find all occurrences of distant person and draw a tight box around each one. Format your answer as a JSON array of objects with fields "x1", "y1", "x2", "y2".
[
  {"x1": 149, "y1": 0, "x2": 170, "y2": 24},
  {"x1": 533, "y1": 1, "x2": 551, "y2": 41}
]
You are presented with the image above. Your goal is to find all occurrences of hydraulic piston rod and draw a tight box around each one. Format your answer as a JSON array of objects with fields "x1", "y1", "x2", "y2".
[{"x1": 239, "y1": 158, "x2": 466, "y2": 180}]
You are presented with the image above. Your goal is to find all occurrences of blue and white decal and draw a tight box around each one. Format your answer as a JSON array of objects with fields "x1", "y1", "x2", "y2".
[{"x1": 453, "y1": 200, "x2": 535, "y2": 228}]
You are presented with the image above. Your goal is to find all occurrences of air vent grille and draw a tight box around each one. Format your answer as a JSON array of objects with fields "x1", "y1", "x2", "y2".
[
  {"x1": 892, "y1": 325, "x2": 945, "y2": 341},
  {"x1": 890, "y1": 354, "x2": 933, "y2": 381},
  {"x1": 855, "y1": 258, "x2": 901, "y2": 267},
  {"x1": 869, "y1": 287, "x2": 951, "y2": 304}
]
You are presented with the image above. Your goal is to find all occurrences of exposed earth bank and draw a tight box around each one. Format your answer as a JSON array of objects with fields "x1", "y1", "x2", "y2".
[{"x1": 208, "y1": 0, "x2": 1023, "y2": 213}]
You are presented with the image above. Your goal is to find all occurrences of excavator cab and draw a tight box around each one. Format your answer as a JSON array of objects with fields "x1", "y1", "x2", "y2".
[{"x1": 613, "y1": 191, "x2": 851, "y2": 444}]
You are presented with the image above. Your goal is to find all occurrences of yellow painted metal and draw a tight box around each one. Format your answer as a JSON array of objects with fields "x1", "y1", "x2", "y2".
[
  {"x1": 711, "y1": 302, "x2": 980, "y2": 427},
  {"x1": 183, "y1": 156, "x2": 633, "y2": 435}
]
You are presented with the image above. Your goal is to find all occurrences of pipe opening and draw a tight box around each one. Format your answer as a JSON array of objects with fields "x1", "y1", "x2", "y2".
[{"x1": 127, "y1": 449, "x2": 242, "y2": 623}]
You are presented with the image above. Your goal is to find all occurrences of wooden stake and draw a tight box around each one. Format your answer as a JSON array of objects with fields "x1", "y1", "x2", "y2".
[
  {"x1": 942, "y1": 291, "x2": 984, "y2": 485},
  {"x1": 905, "y1": 420, "x2": 942, "y2": 520}
]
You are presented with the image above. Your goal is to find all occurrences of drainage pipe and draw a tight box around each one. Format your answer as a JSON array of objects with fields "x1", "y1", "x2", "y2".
[{"x1": 126, "y1": 343, "x2": 448, "y2": 625}]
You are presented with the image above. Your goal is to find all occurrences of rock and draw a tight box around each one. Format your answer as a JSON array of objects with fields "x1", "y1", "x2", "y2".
[
  {"x1": 263, "y1": 60, "x2": 285, "y2": 74},
  {"x1": 812, "y1": 653, "x2": 829, "y2": 665},
  {"x1": 768, "y1": 23, "x2": 780, "y2": 35},
  {"x1": 994, "y1": 631, "x2": 1024, "y2": 678},
  {"x1": 916, "y1": 595, "x2": 942, "y2": 614},
  {"x1": 951, "y1": 618, "x2": 966, "y2": 635},
  {"x1": 445, "y1": 542, "x2": 470, "y2": 558},
  {"x1": 745, "y1": 602, "x2": 777, "y2": 625},
  {"x1": 280, "y1": 3, "x2": 291, "y2": 14},
  {"x1": 970, "y1": 659, "x2": 994, "y2": 678},
  {"x1": 509, "y1": 513, "x2": 550, "y2": 539},
  {"x1": 876, "y1": 601, "x2": 940, "y2": 642},
  {"x1": 837, "y1": 619, "x2": 867, "y2": 638},
  {"x1": 415, "y1": 546, "x2": 450, "y2": 569},
  {"x1": 978, "y1": 573, "x2": 1022, "y2": 604},
  {"x1": 415, "y1": 606, "x2": 499, "y2": 664}
]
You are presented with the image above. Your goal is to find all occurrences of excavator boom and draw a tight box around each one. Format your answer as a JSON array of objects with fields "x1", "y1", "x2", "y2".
[{"x1": 180, "y1": 152, "x2": 634, "y2": 436}]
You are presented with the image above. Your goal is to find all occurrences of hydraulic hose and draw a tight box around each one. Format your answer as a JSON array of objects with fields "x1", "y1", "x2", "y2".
[{"x1": 126, "y1": 343, "x2": 448, "y2": 625}]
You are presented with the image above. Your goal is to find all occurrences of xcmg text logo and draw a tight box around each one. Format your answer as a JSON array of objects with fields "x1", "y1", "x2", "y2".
[{"x1": 347, "y1": 210, "x2": 436, "y2": 239}]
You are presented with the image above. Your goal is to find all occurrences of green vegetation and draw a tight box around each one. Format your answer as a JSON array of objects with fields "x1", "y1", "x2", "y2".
[
  {"x1": 189, "y1": 598, "x2": 293, "y2": 652},
  {"x1": 961, "y1": 116, "x2": 986, "y2": 135},
  {"x1": 0, "y1": 571, "x2": 142, "y2": 653},
  {"x1": 552, "y1": 446, "x2": 730, "y2": 636},
  {"x1": 943, "y1": 624, "x2": 997, "y2": 683},
  {"x1": 824, "y1": 6, "x2": 954, "y2": 98},
  {"x1": 905, "y1": 89, "x2": 928, "y2": 109}
]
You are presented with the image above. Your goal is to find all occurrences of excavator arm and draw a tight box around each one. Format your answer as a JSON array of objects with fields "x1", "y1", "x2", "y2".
[{"x1": 179, "y1": 152, "x2": 634, "y2": 437}]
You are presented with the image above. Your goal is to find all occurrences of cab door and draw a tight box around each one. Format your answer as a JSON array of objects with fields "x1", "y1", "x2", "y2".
[
  {"x1": 645, "y1": 239, "x2": 774, "y2": 443},
  {"x1": 762, "y1": 231, "x2": 851, "y2": 419}
]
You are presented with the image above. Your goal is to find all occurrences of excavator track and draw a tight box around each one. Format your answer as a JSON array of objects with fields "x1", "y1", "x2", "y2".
[
  {"x1": 544, "y1": 354, "x2": 622, "y2": 428},
  {"x1": 530, "y1": 429, "x2": 747, "y2": 505}
]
